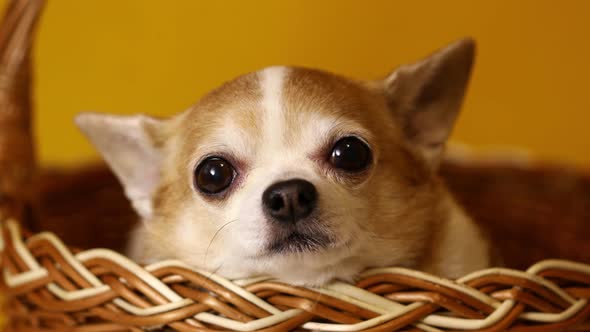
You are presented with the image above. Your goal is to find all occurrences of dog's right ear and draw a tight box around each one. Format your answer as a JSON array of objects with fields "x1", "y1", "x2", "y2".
[{"x1": 75, "y1": 113, "x2": 163, "y2": 219}]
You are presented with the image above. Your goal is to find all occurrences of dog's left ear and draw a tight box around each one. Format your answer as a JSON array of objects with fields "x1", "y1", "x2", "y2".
[{"x1": 384, "y1": 38, "x2": 475, "y2": 165}]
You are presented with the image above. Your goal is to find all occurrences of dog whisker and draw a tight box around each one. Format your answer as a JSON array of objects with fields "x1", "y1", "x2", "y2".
[{"x1": 204, "y1": 219, "x2": 239, "y2": 267}]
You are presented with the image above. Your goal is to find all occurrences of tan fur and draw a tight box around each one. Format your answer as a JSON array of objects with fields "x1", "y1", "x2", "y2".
[{"x1": 79, "y1": 39, "x2": 491, "y2": 285}]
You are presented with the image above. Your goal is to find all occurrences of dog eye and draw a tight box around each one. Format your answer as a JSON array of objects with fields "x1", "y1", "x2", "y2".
[
  {"x1": 194, "y1": 157, "x2": 235, "y2": 194},
  {"x1": 329, "y1": 136, "x2": 371, "y2": 172}
]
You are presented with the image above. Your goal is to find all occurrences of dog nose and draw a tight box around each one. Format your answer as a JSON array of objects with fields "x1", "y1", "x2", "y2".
[{"x1": 262, "y1": 179, "x2": 317, "y2": 223}]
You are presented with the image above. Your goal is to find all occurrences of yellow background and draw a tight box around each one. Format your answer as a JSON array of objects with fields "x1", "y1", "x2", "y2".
[{"x1": 5, "y1": 1, "x2": 590, "y2": 166}]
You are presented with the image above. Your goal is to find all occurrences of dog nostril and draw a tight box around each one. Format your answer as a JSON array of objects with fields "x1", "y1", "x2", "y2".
[
  {"x1": 269, "y1": 194, "x2": 284, "y2": 211},
  {"x1": 298, "y1": 192, "x2": 305, "y2": 204},
  {"x1": 298, "y1": 191, "x2": 311, "y2": 205}
]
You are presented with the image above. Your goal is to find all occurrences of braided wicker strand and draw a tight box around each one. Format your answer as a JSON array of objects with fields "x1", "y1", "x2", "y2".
[
  {"x1": 0, "y1": 0, "x2": 43, "y2": 224},
  {"x1": 1, "y1": 218, "x2": 589, "y2": 332}
]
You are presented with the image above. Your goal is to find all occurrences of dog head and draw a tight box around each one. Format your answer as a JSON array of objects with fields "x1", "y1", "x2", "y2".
[{"x1": 77, "y1": 39, "x2": 475, "y2": 285}]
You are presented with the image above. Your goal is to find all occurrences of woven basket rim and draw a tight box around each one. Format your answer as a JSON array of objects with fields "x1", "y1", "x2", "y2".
[{"x1": 3, "y1": 216, "x2": 590, "y2": 331}]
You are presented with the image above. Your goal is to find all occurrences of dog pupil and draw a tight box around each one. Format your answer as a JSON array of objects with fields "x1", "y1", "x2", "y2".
[
  {"x1": 195, "y1": 157, "x2": 233, "y2": 194},
  {"x1": 330, "y1": 137, "x2": 370, "y2": 171}
]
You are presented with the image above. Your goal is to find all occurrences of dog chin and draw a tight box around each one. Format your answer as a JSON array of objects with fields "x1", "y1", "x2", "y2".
[
  {"x1": 264, "y1": 231, "x2": 335, "y2": 255},
  {"x1": 254, "y1": 248, "x2": 365, "y2": 286},
  {"x1": 250, "y1": 237, "x2": 361, "y2": 285}
]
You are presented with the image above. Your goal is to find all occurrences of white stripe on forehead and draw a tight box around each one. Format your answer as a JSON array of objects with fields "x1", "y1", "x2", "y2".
[{"x1": 259, "y1": 66, "x2": 288, "y2": 151}]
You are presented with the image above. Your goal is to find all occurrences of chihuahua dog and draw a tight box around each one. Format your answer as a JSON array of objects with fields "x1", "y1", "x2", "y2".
[{"x1": 76, "y1": 38, "x2": 490, "y2": 285}]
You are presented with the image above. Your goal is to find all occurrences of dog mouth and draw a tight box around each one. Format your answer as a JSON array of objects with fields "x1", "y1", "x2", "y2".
[{"x1": 266, "y1": 231, "x2": 332, "y2": 255}]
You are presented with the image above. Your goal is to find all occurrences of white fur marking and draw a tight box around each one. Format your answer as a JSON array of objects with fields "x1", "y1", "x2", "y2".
[{"x1": 260, "y1": 66, "x2": 287, "y2": 152}]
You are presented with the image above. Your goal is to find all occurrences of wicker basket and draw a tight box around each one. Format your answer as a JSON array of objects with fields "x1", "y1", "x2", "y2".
[{"x1": 1, "y1": 1, "x2": 589, "y2": 331}]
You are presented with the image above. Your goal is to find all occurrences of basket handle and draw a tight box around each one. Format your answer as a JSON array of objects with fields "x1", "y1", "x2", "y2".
[{"x1": 0, "y1": 0, "x2": 44, "y2": 227}]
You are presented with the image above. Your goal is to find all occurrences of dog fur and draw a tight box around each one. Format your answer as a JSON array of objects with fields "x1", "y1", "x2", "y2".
[{"x1": 76, "y1": 38, "x2": 491, "y2": 286}]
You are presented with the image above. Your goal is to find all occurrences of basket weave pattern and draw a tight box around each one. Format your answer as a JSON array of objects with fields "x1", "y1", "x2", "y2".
[{"x1": 2, "y1": 218, "x2": 590, "y2": 331}]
